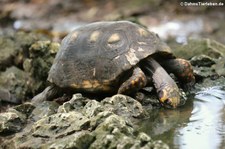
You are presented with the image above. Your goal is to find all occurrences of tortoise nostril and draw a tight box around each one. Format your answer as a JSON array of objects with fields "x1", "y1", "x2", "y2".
[
  {"x1": 164, "y1": 99, "x2": 170, "y2": 104},
  {"x1": 163, "y1": 99, "x2": 176, "y2": 108}
]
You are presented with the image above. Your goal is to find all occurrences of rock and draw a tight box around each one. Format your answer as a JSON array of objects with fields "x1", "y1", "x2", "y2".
[
  {"x1": 23, "y1": 41, "x2": 59, "y2": 80},
  {"x1": 57, "y1": 101, "x2": 75, "y2": 113},
  {"x1": 57, "y1": 93, "x2": 88, "y2": 113},
  {"x1": 0, "y1": 31, "x2": 54, "y2": 104},
  {"x1": 89, "y1": 111, "x2": 114, "y2": 129},
  {"x1": 12, "y1": 102, "x2": 35, "y2": 118},
  {"x1": 190, "y1": 55, "x2": 218, "y2": 79},
  {"x1": 190, "y1": 54, "x2": 216, "y2": 67},
  {"x1": 0, "y1": 110, "x2": 26, "y2": 134},
  {"x1": 43, "y1": 131, "x2": 95, "y2": 149},
  {"x1": 173, "y1": 38, "x2": 225, "y2": 60},
  {"x1": 0, "y1": 31, "x2": 47, "y2": 70},
  {"x1": 90, "y1": 113, "x2": 168, "y2": 149},
  {"x1": 83, "y1": 100, "x2": 104, "y2": 118},
  {"x1": 137, "y1": 132, "x2": 151, "y2": 142},
  {"x1": 30, "y1": 101, "x2": 59, "y2": 121},
  {"x1": 135, "y1": 91, "x2": 159, "y2": 109},
  {"x1": 148, "y1": 140, "x2": 169, "y2": 149},
  {"x1": 1, "y1": 93, "x2": 169, "y2": 149},
  {"x1": 58, "y1": 94, "x2": 147, "y2": 120},
  {"x1": 23, "y1": 40, "x2": 59, "y2": 94},
  {"x1": 214, "y1": 57, "x2": 225, "y2": 76},
  {"x1": 32, "y1": 111, "x2": 90, "y2": 138},
  {"x1": 193, "y1": 66, "x2": 216, "y2": 79},
  {"x1": 0, "y1": 66, "x2": 34, "y2": 103},
  {"x1": 0, "y1": 36, "x2": 15, "y2": 71},
  {"x1": 4, "y1": 130, "x2": 94, "y2": 149},
  {"x1": 0, "y1": 102, "x2": 34, "y2": 135},
  {"x1": 89, "y1": 114, "x2": 135, "y2": 149},
  {"x1": 101, "y1": 94, "x2": 147, "y2": 119}
]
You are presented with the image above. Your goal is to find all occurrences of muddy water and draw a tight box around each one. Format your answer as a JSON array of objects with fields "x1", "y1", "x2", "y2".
[{"x1": 138, "y1": 86, "x2": 225, "y2": 149}]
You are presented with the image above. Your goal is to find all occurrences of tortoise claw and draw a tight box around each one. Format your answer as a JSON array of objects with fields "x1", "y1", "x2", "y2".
[{"x1": 118, "y1": 67, "x2": 147, "y2": 95}]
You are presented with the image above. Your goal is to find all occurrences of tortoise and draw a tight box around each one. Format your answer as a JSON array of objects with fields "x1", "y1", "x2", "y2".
[{"x1": 32, "y1": 21, "x2": 195, "y2": 108}]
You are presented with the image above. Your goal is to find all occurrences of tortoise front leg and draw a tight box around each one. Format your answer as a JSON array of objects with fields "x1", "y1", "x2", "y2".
[
  {"x1": 160, "y1": 58, "x2": 195, "y2": 89},
  {"x1": 144, "y1": 57, "x2": 181, "y2": 108},
  {"x1": 118, "y1": 67, "x2": 147, "y2": 95}
]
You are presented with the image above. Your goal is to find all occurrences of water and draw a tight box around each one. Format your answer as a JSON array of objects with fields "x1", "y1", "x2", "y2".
[
  {"x1": 148, "y1": 18, "x2": 204, "y2": 43},
  {"x1": 138, "y1": 86, "x2": 225, "y2": 149}
]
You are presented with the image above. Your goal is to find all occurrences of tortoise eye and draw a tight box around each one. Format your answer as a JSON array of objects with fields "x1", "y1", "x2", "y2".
[
  {"x1": 158, "y1": 91, "x2": 164, "y2": 99},
  {"x1": 164, "y1": 99, "x2": 171, "y2": 104}
]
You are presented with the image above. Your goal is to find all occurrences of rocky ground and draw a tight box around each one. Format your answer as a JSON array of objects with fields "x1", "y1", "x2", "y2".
[
  {"x1": 0, "y1": 94, "x2": 169, "y2": 149},
  {"x1": 0, "y1": 30, "x2": 225, "y2": 148}
]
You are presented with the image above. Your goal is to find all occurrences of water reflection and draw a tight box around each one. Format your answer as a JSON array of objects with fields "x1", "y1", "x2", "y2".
[
  {"x1": 138, "y1": 86, "x2": 225, "y2": 149},
  {"x1": 176, "y1": 86, "x2": 225, "y2": 149}
]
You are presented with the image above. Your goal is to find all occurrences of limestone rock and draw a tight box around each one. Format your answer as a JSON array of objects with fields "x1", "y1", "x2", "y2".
[
  {"x1": 101, "y1": 94, "x2": 147, "y2": 119},
  {"x1": 0, "y1": 110, "x2": 26, "y2": 134},
  {"x1": 32, "y1": 111, "x2": 90, "y2": 138},
  {"x1": 0, "y1": 66, "x2": 34, "y2": 103}
]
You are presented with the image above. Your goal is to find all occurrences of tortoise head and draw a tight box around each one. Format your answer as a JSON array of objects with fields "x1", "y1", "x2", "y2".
[{"x1": 158, "y1": 85, "x2": 180, "y2": 108}]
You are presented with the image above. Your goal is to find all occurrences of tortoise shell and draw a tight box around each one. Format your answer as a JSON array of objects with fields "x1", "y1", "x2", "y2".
[{"x1": 48, "y1": 21, "x2": 173, "y2": 93}]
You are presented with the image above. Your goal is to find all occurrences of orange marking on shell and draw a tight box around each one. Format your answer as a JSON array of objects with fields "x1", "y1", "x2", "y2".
[
  {"x1": 90, "y1": 31, "x2": 100, "y2": 42},
  {"x1": 92, "y1": 80, "x2": 101, "y2": 88},
  {"x1": 108, "y1": 33, "x2": 120, "y2": 44},
  {"x1": 82, "y1": 80, "x2": 93, "y2": 88},
  {"x1": 70, "y1": 83, "x2": 80, "y2": 88},
  {"x1": 70, "y1": 32, "x2": 78, "y2": 41},
  {"x1": 131, "y1": 80, "x2": 136, "y2": 86},
  {"x1": 80, "y1": 80, "x2": 102, "y2": 89},
  {"x1": 138, "y1": 28, "x2": 149, "y2": 37}
]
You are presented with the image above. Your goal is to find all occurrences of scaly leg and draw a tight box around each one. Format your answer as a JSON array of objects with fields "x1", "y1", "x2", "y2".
[
  {"x1": 118, "y1": 67, "x2": 147, "y2": 95},
  {"x1": 160, "y1": 58, "x2": 195, "y2": 89}
]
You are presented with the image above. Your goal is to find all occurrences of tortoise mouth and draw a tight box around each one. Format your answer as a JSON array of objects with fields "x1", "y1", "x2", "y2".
[{"x1": 160, "y1": 99, "x2": 177, "y2": 109}]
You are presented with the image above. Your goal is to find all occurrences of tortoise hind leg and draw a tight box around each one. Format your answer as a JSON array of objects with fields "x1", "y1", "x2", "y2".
[
  {"x1": 118, "y1": 67, "x2": 147, "y2": 95},
  {"x1": 160, "y1": 58, "x2": 195, "y2": 89},
  {"x1": 31, "y1": 85, "x2": 62, "y2": 104}
]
